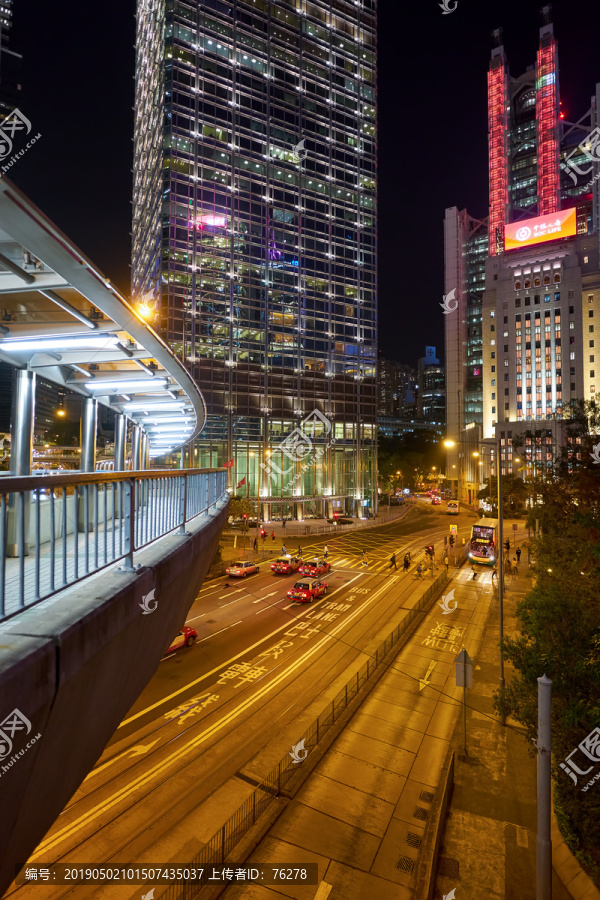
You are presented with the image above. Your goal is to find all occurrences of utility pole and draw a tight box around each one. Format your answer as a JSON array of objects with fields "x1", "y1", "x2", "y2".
[
  {"x1": 497, "y1": 437, "x2": 505, "y2": 726},
  {"x1": 537, "y1": 674, "x2": 552, "y2": 899}
]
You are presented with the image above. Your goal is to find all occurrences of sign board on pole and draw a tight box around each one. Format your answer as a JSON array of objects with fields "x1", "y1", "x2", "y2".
[
  {"x1": 455, "y1": 648, "x2": 473, "y2": 688},
  {"x1": 512, "y1": 523, "x2": 518, "y2": 532},
  {"x1": 450, "y1": 524, "x2": 457, "y2": 535}
]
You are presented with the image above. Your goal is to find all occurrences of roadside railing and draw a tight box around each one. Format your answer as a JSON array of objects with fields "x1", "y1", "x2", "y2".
[
  {"x1": 0, "y1": 468, "x2": 228, "y2": 623},
  {"x1": 163, "y1": 541, "x2": 470, "y2": 899}
]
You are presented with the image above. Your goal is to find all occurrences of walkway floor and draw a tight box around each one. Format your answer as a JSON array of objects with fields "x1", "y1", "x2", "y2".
[{"x1": 2, "y1": 493, "x2": 187, "y2": 619}]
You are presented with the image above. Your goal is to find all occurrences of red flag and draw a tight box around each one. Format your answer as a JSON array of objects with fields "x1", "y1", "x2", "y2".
[
  {"x1": 223, "y1": 459, "x2": 234, "y2": 468},
  {"x1": 237, "y1": 477, "x2": 246, "y2": 487}
]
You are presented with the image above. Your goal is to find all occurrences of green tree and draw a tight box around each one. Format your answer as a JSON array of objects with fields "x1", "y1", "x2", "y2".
[
  {"x1": 495, "y1": 438, "x2": 600, "y2": 881},
  {"x1": 229, "y1": 496, "x2": 254, "y2": 528},
  {"x1": 477, "y1": 474, "x2": 528, "y2": 517}
]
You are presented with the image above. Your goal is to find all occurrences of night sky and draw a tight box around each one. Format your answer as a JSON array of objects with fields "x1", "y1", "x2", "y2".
[{"x1": 9, "y1": 0, "x2": 600, "y2": 370}]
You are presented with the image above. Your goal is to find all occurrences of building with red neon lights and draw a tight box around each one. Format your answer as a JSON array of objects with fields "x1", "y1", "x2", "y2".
[{"x1": 445, "y1": 8, "x2": 600, "y2": 500}]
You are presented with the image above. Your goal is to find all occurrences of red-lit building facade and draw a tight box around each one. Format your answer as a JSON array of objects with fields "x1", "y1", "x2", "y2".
[{"x1": 445, "y1": 12, "x2": 600, "y2": 498}]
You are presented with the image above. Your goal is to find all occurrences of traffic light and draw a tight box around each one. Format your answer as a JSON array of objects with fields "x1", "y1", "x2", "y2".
[
  {"x1": 242, "y1": 514, "x2": 247, "y2": 521},
  {"x1": 504, "y1": 539, "x2": 510, "y2": 552},
  {"x1": 449, "y1": 534, "x2": 455, "y2": 547}
]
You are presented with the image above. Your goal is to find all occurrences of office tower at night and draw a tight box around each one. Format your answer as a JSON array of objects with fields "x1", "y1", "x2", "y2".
[
  {"x1": 417, "y1": 346, "x2": 445, "y2": 428},
  {"x1": 445, "y1": 11, "x2": 600, "y2": 494},
  {"x1": 132, "y1": 0, "x2": 377, "y2": 518},
  {"x1": 0, "y1": 0, "x2": 22, "y2": 117},
  {"x1": 444, "y1": 207, "x2": 488, "y2": 441}
]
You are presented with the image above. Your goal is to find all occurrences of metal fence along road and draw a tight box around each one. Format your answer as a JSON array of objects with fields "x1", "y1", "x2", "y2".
[
  {"x1": 0, "y1": 468, "x2": 228, "y2": 622},
  {"x1": 161, "y1": 544, "x2": 470, "y2": 899}
]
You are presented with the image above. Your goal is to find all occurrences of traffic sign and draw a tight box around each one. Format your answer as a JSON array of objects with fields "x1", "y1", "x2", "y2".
[
  {"x1": 512, "y1": 523, "x2": 518, "y2": 531},
  {"x1": 450, "y1": 524, "x2": 457, "y2": 535},
  {"x1": 455, "y1": 648, "x2": 473, "y2": 688}
]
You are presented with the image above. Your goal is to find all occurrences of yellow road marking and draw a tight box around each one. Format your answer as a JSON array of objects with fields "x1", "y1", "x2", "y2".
[{"x1": 35, "y1": 579, "x2": 390, "y2": 856}]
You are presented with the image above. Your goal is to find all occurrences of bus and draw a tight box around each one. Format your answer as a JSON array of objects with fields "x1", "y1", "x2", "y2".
[
  {"x1": 446, "y1": 501, "x2": 459, "y2": 515},
  {"x1": 469, "y1": 518, "x2": 498, "y2": 566}
]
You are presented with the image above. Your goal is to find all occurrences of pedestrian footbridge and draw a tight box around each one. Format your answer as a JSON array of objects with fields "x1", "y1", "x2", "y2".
[{"x1": 0, "y1": 179, "x2": 230, "y2": 893}]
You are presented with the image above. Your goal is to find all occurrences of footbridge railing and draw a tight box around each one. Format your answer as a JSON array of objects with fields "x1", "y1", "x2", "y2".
[{"x1": 0, "y1": 468, "x2": 228, "y2": 622}]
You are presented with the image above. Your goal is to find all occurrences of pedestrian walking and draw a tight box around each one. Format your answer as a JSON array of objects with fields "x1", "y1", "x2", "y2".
[
  {"x1": 282, "y1": 518, "x2": 286, "y2": 529},
  {"x1": 516, "y1": 546, "x2": 521, "y2": 563},
  {"x1": 403, "y1": 557, "x2": 410, "y2": 572},
  {"x1": 361, "y1": 549, "x2": 368, "y2": 567},
  {"x1": 389, "y1": 553, "x2": 397, "y2": 571},
  {"x1": 282, "y1": 543, "x2": 287, "y2": 556},
  {"x1": 492, "y1": 565, "x2": 498, "y2": 583},
  {"x1": 271, "y1": 530, "x2": 275, "y2": 542},
  {"x1": 298, "y1": 545, "x2": 302, "y2": 557},
  {"x1": 444, "y1": 555, "x2": 449, "y2": 574},
  {"x1": 253, "y1": 537, "x2": 258, "y2": 552},
  {"x1": 416, "y1": 563, "x2": 423, "y2": 578},
  {"x1": 512, "y1": 556, "x2": 518, "y2": 573},
  {"x1": 324, "y1": 544, "x2": 329, "y2": 559}
]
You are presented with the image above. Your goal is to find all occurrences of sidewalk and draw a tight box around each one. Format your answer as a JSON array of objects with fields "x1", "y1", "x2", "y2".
[{"x1": 434, "y1": 556, "x2": 596, "y2": 899}]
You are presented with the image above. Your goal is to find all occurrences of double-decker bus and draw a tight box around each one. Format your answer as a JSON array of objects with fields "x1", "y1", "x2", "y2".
[{"x1": 469, "y1": 518, "x2": 498, "y2": 566}]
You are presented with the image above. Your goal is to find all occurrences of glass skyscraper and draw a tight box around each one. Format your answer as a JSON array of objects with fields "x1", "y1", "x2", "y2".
[{"x1": 132, "y1": 0, "x2": 377, "y2": 519}]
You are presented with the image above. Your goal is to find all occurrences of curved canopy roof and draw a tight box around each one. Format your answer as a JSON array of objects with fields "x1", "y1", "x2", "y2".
[{"x1": 0, "y1": 179, "x2": 204, "y2": 457}]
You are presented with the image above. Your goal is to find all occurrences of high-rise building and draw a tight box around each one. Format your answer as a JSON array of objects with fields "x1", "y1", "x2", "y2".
[
  {"x1": 132, "y1": 0, "x2": 377, "y2": 519},
  {"x1": 417, "y1": 346, "x2": 445, "y2": 427},
  {"x1": 0, "y1": 0, "x2": 22, "y2": 117},
  {"x1": 445, "y1": 11, "x2": 600, "y2": 496},
  {"x1": 378, "y1": 354, "x2": 414, "y2": 417},
  {"x1": 444, "y1": 207, "x2": 488, "y2": 452}
]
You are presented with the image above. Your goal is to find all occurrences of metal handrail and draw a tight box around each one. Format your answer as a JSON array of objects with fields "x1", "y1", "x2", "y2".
[
  {"x1": 0, "y1": 468, "x2": 229, "y2": 623},
  {"x1": 0, "y1": 468, "x2": 225, "y2": 493}
]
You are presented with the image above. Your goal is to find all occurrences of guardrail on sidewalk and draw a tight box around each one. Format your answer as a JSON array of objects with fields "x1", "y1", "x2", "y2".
[
  {"x1": 164, "y1": 542, "x2": 470, "y2": 899},
  {"x1": 0, "y1": 468, "x2": 228, "y2": 622}
]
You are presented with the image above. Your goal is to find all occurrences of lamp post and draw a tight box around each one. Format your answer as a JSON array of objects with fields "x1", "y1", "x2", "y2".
[{"x1": 443, "y1": 436, "x2": 506, "y2": 726}]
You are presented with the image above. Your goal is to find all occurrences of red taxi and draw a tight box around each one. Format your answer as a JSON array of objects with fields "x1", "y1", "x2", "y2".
[
  {"x1": 286, "y1": 578, "x2": 328, "y2": 603},
  {"x1": 271, "y1": 555, "x2": 301, "y2": 575},
  {"x1": 298, "y1": 558, "x2": 331, "y2": 577},
  {"x1": 164, "y1": 625, "x2": 197, "y2": 655}
]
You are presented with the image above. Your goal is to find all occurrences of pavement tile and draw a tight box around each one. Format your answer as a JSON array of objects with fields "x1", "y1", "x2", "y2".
[
  {"x1": 316, "y1": 749, "x2": 407, "y2": 804},
  {"x1": 332, "y1": 730, "x2": 415, "y2": 777},
  {"x1": 296, "y1": 773, "x2": 394, "y2": 837},
  {"x1": 406, "y1": 734, "x2": 449, "y2": 787},
  {"x1": 345, "y1": 710, "x2": 424, "y2": 755},
  {"x1": 392, "y1": 778, "x2": 435, "y2": 826},
  {"x1": 424, "y1": 699, "x2": 460, "y2": 739},
  {"x1": 322, "y1": 860, "x2": 412, "y2": 900},
  {"x1": 370, "y1": 815, "x2": 422, "y2": 887},
  {"x1": 437, "y1": 809, "x2": 505, "y2": 899},
  {"x1": 269, "y1": 803, "x2": 381, "y2": 871},
  {"x1": 225, "y1": 836, "x2": 330, "y2": 900}
]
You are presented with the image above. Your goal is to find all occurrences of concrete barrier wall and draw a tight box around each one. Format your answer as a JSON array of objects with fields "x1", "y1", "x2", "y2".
[{"x1": 0, "y1": 495, "x2": 230, "y2": 894}]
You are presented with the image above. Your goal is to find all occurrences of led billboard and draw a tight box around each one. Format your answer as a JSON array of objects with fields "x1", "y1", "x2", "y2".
[{"x1": 504, "y1": 208, "x2": 577, "y2": 251}]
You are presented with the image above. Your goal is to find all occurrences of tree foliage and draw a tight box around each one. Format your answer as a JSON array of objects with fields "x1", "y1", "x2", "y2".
[
  {"x1": 477, "y1": 474, "x2": 528, "y2": 517},
  {"x1": 378, "y1": 432, "x2": 444, "y2": 490},
  {"x1": 495, "y1": 412, "x2": 600, "y2": 879}
]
